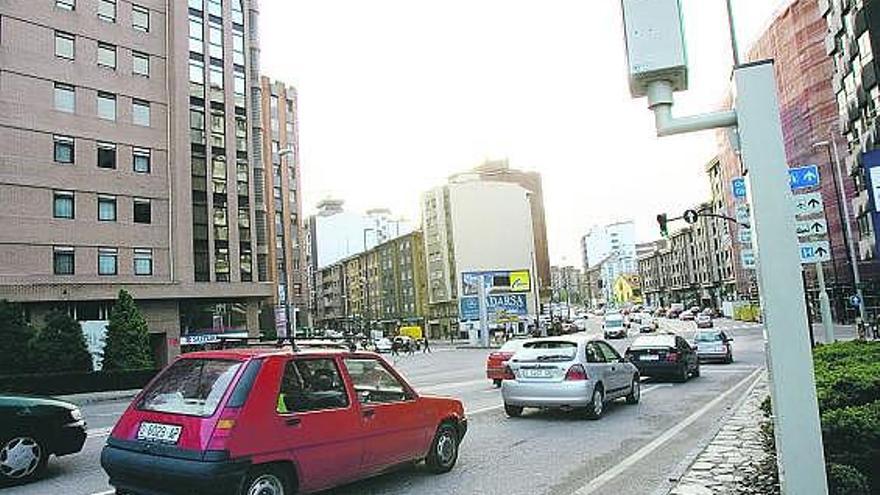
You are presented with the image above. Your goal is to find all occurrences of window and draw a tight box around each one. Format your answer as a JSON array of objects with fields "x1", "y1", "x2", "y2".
[
  {"x1": 232, "y1": 32, "x2": 244, "y2": 65},
  {"x1": 209, "y1": 66, "x2": 223, "y2": 90},
  {"x1": 56, "y1": 0, "x2": 75, "y2": 10},
  {"x1": 133, "y1": 147, "x2": 151, "y2": 173},
  {"x1": 54, "y1": 83, "x2": 75, "y2": 113},
  {"x1": 139, "y1": 358, "x2": 242, "y2": 416},
  {"x1": 97, "y1": 92, "x2": 116, "y2": 120},
  {"x1": 98, "y1": 247, "x2": 118, "y2": 275},
  {"x1": 189, "y1": 15, "x2": 204, "y2": 53},
  {"x1": 97, "y1": 0, "x2": 116, "y2": 22},
  {"x1": 134, "y1": 248, "x2": 153, "y2": 275},
  {"x1": 209, "y1": 21, "x2": 223, "y2": 59},
  {"x1": 53, "y1": 191, "x2": 75, "y2": 219},
  {"x1": 189, "y1": 0, "x2": 203, "y2": 11},
  {"x1": 233, "y1": 72, "x2": 245, "y2": 106},
  {"x1": 53, "y1": 247, "x2": 75, "y2": 275},
  {"x1": 189, "y1": 59, "x2": 205, "y2": 97},
  {"x1": 343, "y1": 358, "x2": 413, "y2": 404},
  {"x1": 215, "y1": 246, "x2": 230, "y2": 281},
  {"x1": 55, "y1": 31, "x2": 75, "y2": 59},
  {"x1": 213, "y1": 206, "x2": 228, "y2": 240},
  {"x1": 98, "y1": 196, "x2": 117, "y2": 221},
  {"x1": 210, "y1": 112, "x2": 225, "y2": 147},
  {"x1": 232, "y1": 0, "x2": 244, "y2": 24},
  {"x1": 97, "y1": 42, "x2": 116, "y2": 69},
  {"x1": 207, "y1": 0, "x2": 222, "y2": 18},
  {"x1": 276, "y1": 359, "x2": 349, "y2": 414},
  {"x1": 132, "y1": 5, "x2": 150, "y2": 32},
  {"x1": 133, "y1": 198, "x2": 151, "y2": 224},
  {"x1": 54, "y1": 135, "x2": 74, "y2": 163},
  {"x1": 97, "y1": 142, "x2": 116, "y2": 169},
  {"x1": 190, "y1": 107, "x2": 205, "y2": 144},
  {"x1": 132, "y1": 51, "x2": 150, "y2": 76},
  {"x1": 235, "y1": 117, "x2": 247, "y2": 151},
  {"x1": 133, "y1": 99, "x2": 150, "y2": 126}
]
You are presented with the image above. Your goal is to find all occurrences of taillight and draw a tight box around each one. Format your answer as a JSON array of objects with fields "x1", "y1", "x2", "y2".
[
  {"x1": 502, "y1": 365, "x2": 515, "y2": 380},
  {"x1": 666, "y1": 351, "x2": 680, "y2": 362},
  {"x1": 565, "y1": 364, "x2": 588, "y2": 381},
  {"x1": 207, "y1": 407, "x2": 241, "y2": 450}
]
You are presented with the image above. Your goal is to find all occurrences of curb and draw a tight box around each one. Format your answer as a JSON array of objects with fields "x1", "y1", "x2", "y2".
[{"x1": 57, "y1": 389, "x2": 141, "y2": 406}]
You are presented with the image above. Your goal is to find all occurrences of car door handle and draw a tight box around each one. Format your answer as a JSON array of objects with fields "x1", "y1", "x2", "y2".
[
  {"x1": 285, "y1": 417, "x2": 301, "y2": 427},
  {"x1": 362, "y1": 409, "x2": 375, "y2": 418}
]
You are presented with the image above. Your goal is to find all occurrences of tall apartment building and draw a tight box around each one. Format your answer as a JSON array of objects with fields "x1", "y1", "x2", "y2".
[
  {"x1": 581, "y1": 221, "x2": 636, "y2": 271},
  {"x1": 258, "y1": 77, "x2": 306, "y2": 329},
  {"x1": 0, "y1": 0, "x2": 273, "y2": 365},
  {"x1": 820, "y1": 0, "x2": 880, "y2": 313}
]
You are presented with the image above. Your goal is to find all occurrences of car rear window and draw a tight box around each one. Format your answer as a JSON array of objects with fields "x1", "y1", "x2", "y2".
[
  {"x1": 696, "y1": 332, "x2": 723, "y2": 342},
  {"x1": 631, "y1": 335, "x2": 675, "y2": 348},
  {"x1": 500, "y1": 340, "x2": 526, "y2": 352},
  {"x1": 523, "y1": 341, "x2": 577, "y2": 350},
  {"x1": 138, "y1": 358, "x2": 242, "y2": 417}
]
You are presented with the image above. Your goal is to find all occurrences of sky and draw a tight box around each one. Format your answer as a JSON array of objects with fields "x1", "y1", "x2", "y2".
[{"x1": 260, "y1": 0, "x2": 793, "y2": 266}]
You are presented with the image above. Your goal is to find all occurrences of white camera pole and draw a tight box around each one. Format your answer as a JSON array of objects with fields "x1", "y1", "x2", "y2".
[{"x1": 620, "y1": 2, "x2": 827, "y2": 493}]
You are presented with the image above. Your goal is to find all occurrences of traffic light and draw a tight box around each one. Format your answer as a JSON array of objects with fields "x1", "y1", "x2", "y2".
[{"x1": 657, "y1": 213, "x2": 669, "y2": 238}]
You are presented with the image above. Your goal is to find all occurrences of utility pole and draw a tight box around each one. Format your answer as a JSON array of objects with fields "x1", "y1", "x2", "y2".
[
  {"x1": 620, "y1": 2, "x2": 828, "y2": 493},
  {"x1": 816, "y1": 261, "x2": 835, "y2": 343},
  {"x1": 828, "y1": 137, "x2": 866, "y2": 322}
]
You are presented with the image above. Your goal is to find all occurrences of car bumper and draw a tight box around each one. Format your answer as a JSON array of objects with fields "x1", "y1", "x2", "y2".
[
  {"x1": 696, "y1": 323, "x2": 714, "y2": 328},
  {"x1": 604, "y1": 330, "x2": 626, "y2": 338},
  {"x1": 53, "y1": 421, "x2": 87, "y2": 456},
  {"x1": 101, "y1": 441, "x2": 250, "y2": 495},
  {"x1": 630, "y1": 361, "x2": 682, "y2": 377},
  {"x1": 501, "y1": 380, "x2": 592, "y2": 408},
  {"x1": 487, "y1": 367, "x2": 506, "y2": 380},
  {"x1": 698, "y1": 351, "x2": 729, "y2": 361}
]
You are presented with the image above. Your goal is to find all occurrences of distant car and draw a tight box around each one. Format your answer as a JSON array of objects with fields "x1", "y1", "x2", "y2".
[
  {"x1": 700, "y1": 308, "x2": 717, "y2": 318},
  {"x1": 0, "y1": 394, "x2": 86, "y2": 485},
  {"x1": 501, "y1": 336, "x2": 641, "y2": 419},
  {"x1": 667, "y1": 303, "x2": 685, "y2": 319},
  {"x1": 572, "y1": 318, "x2": 588, "y2": 331},
  {"x1": 638, "y1": 317, "x2": 659, "y2": 333},
  {"x1": 689, "y1": 306, "x2": 701, "y2": 315},
  {"x1": 374, "y1": 337, "x2": 393, "y2": 353},
  {"x1": 654, "y1": 308, "x2": 668, "y2": 318},
  {"x1": 695, "y1": 314, "x2": 714, "y2": 329},
  {"x1": 102, "y1": 348, "x2": 467, "y2": 495},
  {"x1": 603, "y1": 314, "x2": 627, "y2": 339},
  {"x1": 694, "y1": 330, "x2": 734, "y2": 363},
  {"x1": 678, "y1": 310, "x2": 696, "y2": 321},
  {"x1": 487, "y1": 339, "x2": 530, "y2": 387},
  {"x1": 625, "y1": 334, "x2": 700, "y2": 382},
  {"x1": 393, "y1": 335, "x2": 420, "y2": 352},
  {"x1": 628, "y1": 313, "x2": 643, "y2": 326}
]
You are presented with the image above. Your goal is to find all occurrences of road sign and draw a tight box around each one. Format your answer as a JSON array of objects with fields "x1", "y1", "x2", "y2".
[
  {"x1": 274, "y1": 306, "x2": 288, "y2": 337},
  {"x1": 799, "y1": 240, "x2": 831, "y2": 264},
  {"x1": 789, "y1": 164, "x2": 820, "y2": 190},
  {"x1": 850, "y1": 294, "x2": 862, "y2": 308},
  {"x1": 732, "y1": 177, "x2": 747, "y2": 198},
  {"x1": 683, "y1": 209, "x2": 699, "y2": 224},
  {"x1": 792, "y1": 192, "x2": 823, "y2": 217},
  {"x1": 738, "y1": 228, "x2": 752, "y2": 245},
  {"x1": 740, "y1": 249, "x2": 756, "y2": 269},
  {"x1": 795, "y1": 219, "x2": 828, "y2": 238},
  {"x1": 735, "y1": 204, "x2": 750, "y2": 224}
]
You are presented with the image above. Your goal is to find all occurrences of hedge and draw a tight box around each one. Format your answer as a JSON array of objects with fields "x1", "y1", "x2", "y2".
[{"x1": 0, "y1": 369, "x2": 158, "y2": 396}]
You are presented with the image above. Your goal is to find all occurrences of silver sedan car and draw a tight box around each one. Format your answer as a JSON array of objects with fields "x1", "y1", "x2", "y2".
[{"x1": 501, "y1": 336, "x2": 641, "y2": 419}]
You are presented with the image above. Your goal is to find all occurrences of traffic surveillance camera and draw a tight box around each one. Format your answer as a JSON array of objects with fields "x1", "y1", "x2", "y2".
[{"x1": 620, "y1": 0, "x2": 689, "y2": 98}]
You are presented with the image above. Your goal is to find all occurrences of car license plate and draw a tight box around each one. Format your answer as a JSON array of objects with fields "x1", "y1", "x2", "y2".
[
  {"x1": 522, "y1": 368, "x2": 553, "y2": 378},
  {"x1": 640, "y1": 355, "x2": 660, "y2": 361},
  {"x1": 137, "y1": 422, "x2": 182, "y2": 444}
]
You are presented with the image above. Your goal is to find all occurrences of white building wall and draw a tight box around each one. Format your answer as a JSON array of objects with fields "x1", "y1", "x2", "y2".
[{"x1": 421, "y1": 187, "x2": 454, "y2": 304}]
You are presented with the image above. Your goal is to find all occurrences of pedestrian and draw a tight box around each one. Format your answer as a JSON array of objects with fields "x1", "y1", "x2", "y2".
[
  {"x1": 407, "y1": 339, "x2": 415, "y2": 356},
  {"x1": 422, "y1": 336, "x2": 431, "y2": 353},
  {"x1": 391, "y1": 339, "x2": 399, "y2": 356}
]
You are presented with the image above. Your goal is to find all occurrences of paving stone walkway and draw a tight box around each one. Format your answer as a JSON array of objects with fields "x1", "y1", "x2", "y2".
[{"x1": 669, "y1": 374, "x2": 769, "y2": 495}]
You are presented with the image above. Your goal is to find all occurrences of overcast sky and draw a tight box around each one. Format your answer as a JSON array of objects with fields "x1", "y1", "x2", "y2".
[{"x1": 260, "y1": 0, "x2": 793, "y2": 266}]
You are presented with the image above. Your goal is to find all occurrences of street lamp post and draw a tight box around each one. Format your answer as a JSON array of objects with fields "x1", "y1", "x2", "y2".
[
  {"x1": 362, "y1": 227, "x2": 375, "y2": 340},
  {"x1": 813, "y1": 138, "x2": 866, "y2": 323}
]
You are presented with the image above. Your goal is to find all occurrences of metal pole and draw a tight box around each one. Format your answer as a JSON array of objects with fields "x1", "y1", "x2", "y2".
[
  {"x1": 725, "y1": 0, "x2": 740, "y2": 66},
  {"x1": 802, "y1": 268, "x2": 816, "y2": 349},
  {"x1": 735, "y1": 62, "x2": 828, "y2": 494},
  {"x1": 816, "y1": 261, "x2": 835, "y2": 343},
  {"x1": 820, "y1": 145, "x2": 844, "y2": 292},
  {"x1": 478, "y1": 275, "x2": 489, "y2": 347},
  {"x1": 829, "y1": 135, "x2": 866, "y2": 321}
]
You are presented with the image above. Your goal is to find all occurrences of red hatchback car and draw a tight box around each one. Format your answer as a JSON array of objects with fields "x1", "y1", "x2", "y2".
[
  {"x1": 486, "y1": 339, "x2": 529, "y2": 387},
  {"x1": 101, "y1": 347, "x2": 467, "y2": 495}
]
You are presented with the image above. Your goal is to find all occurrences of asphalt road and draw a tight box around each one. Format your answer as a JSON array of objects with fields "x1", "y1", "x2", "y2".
[{"x1": 4, "y1": 317, "x2": 767, "y2": 495}]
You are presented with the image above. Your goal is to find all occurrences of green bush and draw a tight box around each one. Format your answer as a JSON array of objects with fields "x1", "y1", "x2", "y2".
[
  {"x1": 29, "y1": 310, "x2": 93, "y2": 373},
  {"x1": 0, "y1": 300, "x2": 35, "y2": 375},
  {"x1": 827, "y1": 464, "x2": 871, "y2": 495},
  {"x1": 102, "y1": 290, "x2": 154, "y2": 371},
  {"x1": 821, "y1": 401, "x2": 880, "y2": 491}
]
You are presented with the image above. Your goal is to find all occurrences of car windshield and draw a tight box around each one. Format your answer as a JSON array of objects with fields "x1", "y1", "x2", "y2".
[
  {"x1": 631, "y1": 335, "x2": 676, "y2": 348},
  {"x1": 605, "y1": 318, "x2": 624, "y2": 328},
  {"x1": 696, "y1": 332, "x2": 723, "y2": 342},
  {"x1": 138, "y1": 358, "x2": 242, "y2": 417}
]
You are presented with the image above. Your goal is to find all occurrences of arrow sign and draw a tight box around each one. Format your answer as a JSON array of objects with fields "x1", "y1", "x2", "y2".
[
  {"x1": 799, "y1": 240, "x2": 831, "y2": 264},
  {"x1": 796, "y1": 219, "x2": 828, "y2": 238},
  {"x1": 789, "y1": 165, "x2": 821, "y2": 190},
  {"x1": 735, "y1": 204, "x2": 750, "y2": 224},
  {"x1": 732, "y1": 177, "x2": 747, "y2": 199},
  {"x1": 738, "y1": 228, "x2": 752, "y2": 245},
  {"x1": 683, "y1": 209, "x2": 699, "y2": 225},
  {"x1": 740, "y1": 249, "x2": 756, "y2": 270},
  {"x1": 792, "y1": 192, "x2": 824, "y2": 217}
]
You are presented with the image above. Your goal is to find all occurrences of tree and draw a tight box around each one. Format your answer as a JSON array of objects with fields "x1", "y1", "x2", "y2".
[
  {"x1": 29, "y1": 310, "x2": 93, "y2": 373},
  {"x1": 0, "y1": 300, "x2": 35, "y2": 374},
  {"x1": 101, "y1": 290, "x2": 154, "y2": 371}
]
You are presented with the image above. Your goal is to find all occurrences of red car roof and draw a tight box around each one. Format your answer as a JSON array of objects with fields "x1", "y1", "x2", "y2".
[{"x1": 177, "y1": 347, "x2": 377, "y2": 361}]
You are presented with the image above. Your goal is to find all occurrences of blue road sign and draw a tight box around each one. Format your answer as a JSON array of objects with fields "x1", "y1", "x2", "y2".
[
  {"x1": 850, "y1": 295, "x2": 862, "y2": 308},
  {"x1": 732, "y1": 178, "x2": 747, "y2": 198},
  {"x1": 789, "y1": 165, "x2": 820, "y2": 190}
]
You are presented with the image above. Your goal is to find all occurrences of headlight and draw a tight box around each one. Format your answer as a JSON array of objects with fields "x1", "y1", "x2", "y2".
[{"x1": 70, "y1": 408, "x2": 83, "y2": 421}]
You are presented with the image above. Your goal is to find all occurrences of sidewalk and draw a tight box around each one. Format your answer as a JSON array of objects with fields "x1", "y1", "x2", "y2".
[
  {"x1": 57, "y1": 388, "x2": 141, "y2": 406},
  {"x1": 669, "y1": 374, "x2": 769, "y2": 495}
]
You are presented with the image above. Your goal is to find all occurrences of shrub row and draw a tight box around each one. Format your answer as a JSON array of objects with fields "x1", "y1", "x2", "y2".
[{"x1": 0, "y1": 369, "x2": 158, "y2": 396}]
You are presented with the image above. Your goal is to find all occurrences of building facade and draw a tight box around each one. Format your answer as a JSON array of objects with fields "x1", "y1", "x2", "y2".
[
  {"x1": 550, "y1": 265, "x2": 586, "y2": 307},
  {"x1": 0, "y1": 0, "x2": 274, "y2": 365}
]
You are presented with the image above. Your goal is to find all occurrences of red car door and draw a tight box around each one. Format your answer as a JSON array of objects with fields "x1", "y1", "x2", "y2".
[
  {"x1": 341, "y1": 357, "x2": 433, "y2": 474},
  {"x1": 275, "y1": 357, "x2": 363, "y2": 493}
]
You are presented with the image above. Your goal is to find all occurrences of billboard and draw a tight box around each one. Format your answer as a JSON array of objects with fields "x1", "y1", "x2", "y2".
[
  {"x1": 864, "y1": 150, "x2": 880, "y2": 259},
  {"x1": 460, "y1": 294, "x2": 529, "y2": 321},
  {"x1": 460, "y1": 269, "x2": 531, "y2": 296},
  {"x1": 459, "y1": 269, "x2": 532, "y2": 321}
]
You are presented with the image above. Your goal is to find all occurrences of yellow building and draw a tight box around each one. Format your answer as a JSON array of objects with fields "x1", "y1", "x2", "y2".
[{"x1": 613, "y1": 274, "x2": 643, "y2": 305}]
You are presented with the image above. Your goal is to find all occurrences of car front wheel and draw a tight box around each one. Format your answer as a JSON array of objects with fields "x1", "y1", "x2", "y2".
[
  {"x1": 0, "y1": 435, "x2": 47, "y2": 485},
  {"x1": 425, "y1": 423, "x2": 460, "y2": 473}
]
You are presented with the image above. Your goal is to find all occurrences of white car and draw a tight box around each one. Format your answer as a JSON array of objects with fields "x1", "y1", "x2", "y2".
[{"x1": 374, "y1": 337, "x2": 393, "y2": 353}]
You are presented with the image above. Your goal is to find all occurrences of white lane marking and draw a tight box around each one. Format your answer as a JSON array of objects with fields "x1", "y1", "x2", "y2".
[
  {"x1": 87, "y1": 426, "x2": 113, "y2": 438},
  {"x1": 570, "y1": 368, "x2": 763, "y2": 495},
  {"x1": 89, "y1": 490, "x2": 114, "y2": 495},
  {"x1": 640, "y1": 383, "x2": 671, "y2": 395}
]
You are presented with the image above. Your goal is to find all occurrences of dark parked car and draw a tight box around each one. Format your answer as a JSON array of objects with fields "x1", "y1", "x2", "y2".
[
  {"x1": 0, "y1": 394, "x2": 87, "y2": 485},
  {"x1": 624, "y1": 334, "x2": 700, "y2": 382}
]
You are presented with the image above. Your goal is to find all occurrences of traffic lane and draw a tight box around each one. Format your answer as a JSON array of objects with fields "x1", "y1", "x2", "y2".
[{"x1": 322, "y1": 363, "x2": 762, "y2": 495}]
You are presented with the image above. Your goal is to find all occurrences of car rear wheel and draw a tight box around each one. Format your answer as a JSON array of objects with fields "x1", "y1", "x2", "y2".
[
  {"x1": 725, "y1": 352, "x2": 733, "y2": 364},
  {"x1": 676, "y1": 365, "x2": 689, "y2": 383},
  {"x1": 585, "y1": 387, "x2": 604, "y2": 420},
  {"x1": 504, "y1": 404, "x2": 523, "y2": 417},
  {"x1": 242, "y1": 465, "x2": 292, "y2": 495},
  {"x1": 0, "y1": 434, "x2": 47, "y2": 485},
  {"x1": 692, "y1": 363, "x2": 701, "y2": 378},
  {"x1": 625, "y1": 377, "x2": 641, "y2": 404},
  {"x1": 425, "y1": 423, "x2": 459, "y2": 474}
]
